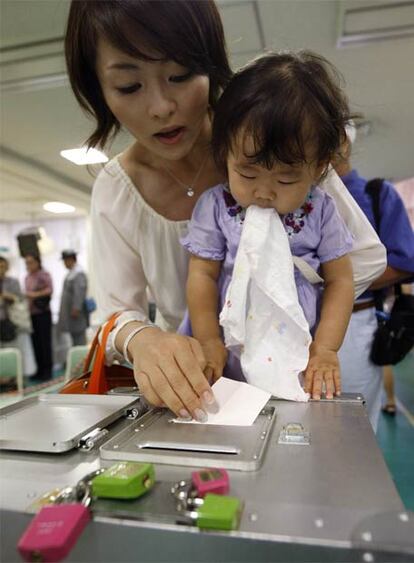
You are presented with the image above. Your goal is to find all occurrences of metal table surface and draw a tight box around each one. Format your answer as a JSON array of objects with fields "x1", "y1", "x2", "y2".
[{"x1": 1, "y1": 396, "x2": 413, "y2": 562}]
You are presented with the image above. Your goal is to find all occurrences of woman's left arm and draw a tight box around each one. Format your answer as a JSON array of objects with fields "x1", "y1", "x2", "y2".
[{"x1": 304, "y1": 254, "x2": 354, "y2": 399}]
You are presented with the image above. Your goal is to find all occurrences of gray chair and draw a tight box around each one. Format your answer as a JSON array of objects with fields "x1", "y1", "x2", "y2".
[
  {"x1": 64, "y1": 345, "x2": 89, "y2": 382},
  {"x1": 0, "y1": 347, "x2": 23, "y2": 394}
]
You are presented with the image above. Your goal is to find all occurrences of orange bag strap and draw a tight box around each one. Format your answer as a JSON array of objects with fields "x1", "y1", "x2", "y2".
[
  {"x1": 82, "y1": 332, "x2": 100, "y2": 373},
  {"x1": 87, "y1": 313, "x2": 121, "y2": 394}
]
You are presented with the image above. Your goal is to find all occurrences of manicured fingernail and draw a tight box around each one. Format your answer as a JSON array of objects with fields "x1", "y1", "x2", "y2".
[
  {"x1": 202, "y1": 391, "x2": 215, "y2": 404},
  {"x1": 194, "y1": 408, "x2": 208, "y2": 423},
  {"x1": 178, "y1": 409, "x2": 191, "y2": 420},
  {"x1": 313, "y1": 395, "x2": 320, "y2": 401},
  {"x1": 202, "y1": 391, "x2": 219, "y2": 413}
]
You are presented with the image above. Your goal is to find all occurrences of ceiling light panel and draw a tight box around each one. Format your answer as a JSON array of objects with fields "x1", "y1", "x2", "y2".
[
  {"x1": 60, "y1": 147, "x2": 108, "y2": 165},
  {"x1": 43, "y1": 201, "x2": 75, "y2": 214}
]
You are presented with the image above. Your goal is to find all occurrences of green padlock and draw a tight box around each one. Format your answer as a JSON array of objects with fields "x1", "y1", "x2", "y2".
[
  {"x1": 195, "y1": 494, "x2": 243, "y2": 531},
  {"x1": 91, "y1": 462, "x2": 155, "y2": 500}
]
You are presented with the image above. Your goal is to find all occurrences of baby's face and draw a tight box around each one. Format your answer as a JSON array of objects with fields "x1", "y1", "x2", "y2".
[{"x1": 227, "y1": 134, "x2": 325, "y2": 214}]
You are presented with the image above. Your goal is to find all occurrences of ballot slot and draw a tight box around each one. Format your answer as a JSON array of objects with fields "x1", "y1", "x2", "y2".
[
  {"x1": 100, "y1": 405, "x2": 276, "y2": 472},
  {"x1": 137, "y1": 443, "x2": 240, "y2": 455}
]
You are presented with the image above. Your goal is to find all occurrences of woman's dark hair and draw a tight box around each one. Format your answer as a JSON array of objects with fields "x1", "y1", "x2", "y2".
[
  {"x1": 65, "y1": 0, "x2": 232, "y2": 149},
  {"x1": 212, "y1": 50, "x2": 355, "y2": 172}
]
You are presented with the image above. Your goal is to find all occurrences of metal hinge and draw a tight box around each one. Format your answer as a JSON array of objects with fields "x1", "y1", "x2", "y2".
[{"x1": 78, "y1": 427, "x2": 109, "y2": 451}]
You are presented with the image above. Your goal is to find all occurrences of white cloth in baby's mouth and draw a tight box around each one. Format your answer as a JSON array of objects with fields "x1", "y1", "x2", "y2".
[{"x1": 219, "y1": 206, "x2": 311, "y2": 402}]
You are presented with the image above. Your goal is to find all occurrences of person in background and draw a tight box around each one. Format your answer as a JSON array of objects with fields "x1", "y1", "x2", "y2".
[
  {"x1": 0, "y1": 255, "x2": 21, "y2": 347},
  {"x1": 0, "y1": 256, "x2": 36, "y2": 380},
  {"x1": 58, "y1": 250, "x2": 89, "y2": 346},
  {"x1": 24, "y1": 253, "x2": 53, "y2": 381},
  {"x1": 334, "y1": 135, "x2": 414, "y2": 431},
  {"x1": 382, "y1": 364, "x2": 396, "y2": 416},
  {"x1": 380, "y1": 281, "x2": 414, "y2": 416}
]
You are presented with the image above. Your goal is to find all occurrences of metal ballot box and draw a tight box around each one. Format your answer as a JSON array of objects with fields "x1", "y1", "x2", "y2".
[
  {"x1": 1, "y1": 394, "x2": 413, "y2": 562},
  {"x1": 100, "y1": 405, "x2": 276, "y2": 470}
]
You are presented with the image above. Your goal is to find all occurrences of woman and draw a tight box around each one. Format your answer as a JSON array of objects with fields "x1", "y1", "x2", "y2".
[
  {"x1": 0, "y1": 256, "x2": 36, "y2": 380},
  {"x1": 24, "y1": 254, "x2": 53, "y2": 381},
  {"x1": 65, "y1": 0, "x2": 385, "y2": 421},
  {"x1": 0, "y1": 256, "x2": 21, "y2": 346}
]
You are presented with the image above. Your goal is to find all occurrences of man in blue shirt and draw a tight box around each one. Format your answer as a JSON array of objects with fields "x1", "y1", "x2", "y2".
[{"x1": 334, "y1": 141, "x2": 414, "y2": 432}]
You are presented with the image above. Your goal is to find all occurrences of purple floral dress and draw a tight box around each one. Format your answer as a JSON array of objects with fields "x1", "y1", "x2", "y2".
[{"x1": 180, "y1": 183, "x2": 353, "y2": 380}]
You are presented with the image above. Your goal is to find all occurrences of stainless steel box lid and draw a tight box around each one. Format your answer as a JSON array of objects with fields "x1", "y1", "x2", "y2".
[{"x1": 0, "y1": 394, "x2": 141, "y2": 453}]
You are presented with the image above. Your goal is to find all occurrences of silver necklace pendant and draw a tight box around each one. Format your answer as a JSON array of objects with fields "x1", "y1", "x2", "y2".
[{"x1": 187, "y1": 186, "x2": 195, "y2": 197}]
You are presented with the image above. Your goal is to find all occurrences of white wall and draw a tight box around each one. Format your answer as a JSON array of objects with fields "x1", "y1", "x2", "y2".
[{"x1": 0, "y1": 216, "x2": 89, "y2": 322}]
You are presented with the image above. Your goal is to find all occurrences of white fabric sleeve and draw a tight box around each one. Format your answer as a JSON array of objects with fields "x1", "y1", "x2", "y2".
[
  {"x1": 91, "y1": 186, "x2": 149, "y2": 323},
  {"x1": 91, "y1": 176, "x2": 150, "y2": 364},
  {"x1": 321, "y1": 167, "x2": 387, "y2": 298}
]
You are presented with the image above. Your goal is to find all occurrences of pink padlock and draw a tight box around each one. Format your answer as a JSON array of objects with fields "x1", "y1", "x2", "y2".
[
  {"x1": 191, "y1": 468, "x2": 229, "y2": 498},
  {"x1": 17, "y1": 503, "x2": 90, "y2": 562}
]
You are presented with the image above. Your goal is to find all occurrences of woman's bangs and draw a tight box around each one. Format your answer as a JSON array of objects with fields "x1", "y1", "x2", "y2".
[
  {"x1": 96, "y1": 4, "x2": 206, "y2": 71},
  {"x1": 96, "y1": 8, "x2": 167, "y2": 62}
]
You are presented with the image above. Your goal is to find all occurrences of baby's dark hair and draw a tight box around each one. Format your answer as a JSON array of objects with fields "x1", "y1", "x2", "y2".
[{"x1": 212, "y1": 50, "x2": 354, "y2": 172}]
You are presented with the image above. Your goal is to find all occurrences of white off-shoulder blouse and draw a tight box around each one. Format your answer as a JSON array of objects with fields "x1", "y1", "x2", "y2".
[
  {"x1": 91, "y1": 157, "x2": 190, "y2": 331},
  {"x1": 91, "y1": 157, "x2": 386, "y2": 362}
]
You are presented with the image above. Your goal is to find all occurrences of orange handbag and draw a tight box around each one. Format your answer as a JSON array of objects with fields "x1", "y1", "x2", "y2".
[{"x1": 60, "y1": 313, "x2": 136, "y2": 394}]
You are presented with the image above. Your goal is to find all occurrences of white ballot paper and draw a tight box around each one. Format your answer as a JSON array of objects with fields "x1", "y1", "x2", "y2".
[{"x1": 174, "y1": 377, "x2": 271, "y2": 426}]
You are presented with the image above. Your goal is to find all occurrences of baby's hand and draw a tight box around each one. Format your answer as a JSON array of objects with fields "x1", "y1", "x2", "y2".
[
  {"x1": 200, "y1": 338, "x2": 228, "y2": 384},
  {"x1": 304, "y1": 343, "x2": 341, "y2": 400}
]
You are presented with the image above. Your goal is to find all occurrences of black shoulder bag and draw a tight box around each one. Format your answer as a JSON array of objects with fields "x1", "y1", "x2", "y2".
[{"x1": 366, "y1": 178, "x2": 414, "y2": 365}]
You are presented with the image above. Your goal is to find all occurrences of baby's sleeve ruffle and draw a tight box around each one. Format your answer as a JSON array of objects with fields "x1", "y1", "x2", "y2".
[{"x1": 180, "y1": 187, "x2": 226, "y2": 261}]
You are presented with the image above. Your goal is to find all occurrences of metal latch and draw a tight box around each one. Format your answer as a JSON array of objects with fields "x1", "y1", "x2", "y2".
[{"x1": 278, "y1": 422, "x2": 310, "y2": 445}]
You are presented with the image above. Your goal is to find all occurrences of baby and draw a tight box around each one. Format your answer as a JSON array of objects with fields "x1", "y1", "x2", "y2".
[{"x1": 181, "y1": 50, "x2": 355, "y2": 399}]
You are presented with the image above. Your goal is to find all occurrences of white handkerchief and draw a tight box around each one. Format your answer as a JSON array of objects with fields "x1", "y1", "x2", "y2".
[
  {"x1": 220, "y1": 206, "x2": 311, "y2": 402},
  {"x1": 173, "y1": 377, "x2": 271, "y2": 426}
]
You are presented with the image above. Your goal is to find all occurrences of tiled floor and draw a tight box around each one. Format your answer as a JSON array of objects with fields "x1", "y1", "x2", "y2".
[{"x1": 377, "y1": 352, "x2": 414, "y2": 510}]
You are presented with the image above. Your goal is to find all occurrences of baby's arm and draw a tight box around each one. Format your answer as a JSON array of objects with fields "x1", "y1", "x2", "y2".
[
  {"x1": 304, "y1": 254, "x2": 354, "y2": 399},
  {"x1": 187, "y1": 255, "x2": 228, "y2": 383}
]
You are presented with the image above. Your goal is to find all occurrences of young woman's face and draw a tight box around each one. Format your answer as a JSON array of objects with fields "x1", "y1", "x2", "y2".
[
  {"x1": 227, "y1": 134, "x2": 325, "y2": 214},
  {"x1": 96, "y1": 38, "x2": 211, "y2": 161}
]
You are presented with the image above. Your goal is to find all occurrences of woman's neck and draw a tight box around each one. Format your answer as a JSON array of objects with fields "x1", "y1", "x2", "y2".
[
  {"x1": 117, "y1": 115, "x2": 224, "y2": 221},
  {"x1": 127, "y1": 115, "x2": 212, "y2": 177}
]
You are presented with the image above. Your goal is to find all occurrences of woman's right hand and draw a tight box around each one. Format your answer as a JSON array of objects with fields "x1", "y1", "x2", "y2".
[{"x1": 126, "y1": 326, "x2": 218, "y2": 422}]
